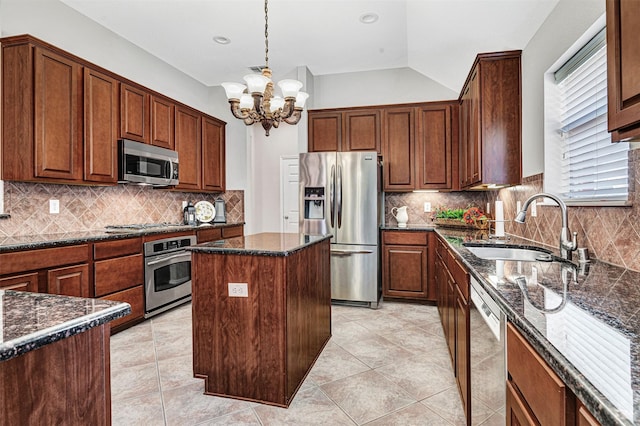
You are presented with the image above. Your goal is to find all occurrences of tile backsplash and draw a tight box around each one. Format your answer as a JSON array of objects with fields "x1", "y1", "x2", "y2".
[
  {"x1": 385, "y1": 148, "x2": 640, "y2": 272},
  {"x1": 0, "y1": 182, "x2": 244, "y2": 237}
]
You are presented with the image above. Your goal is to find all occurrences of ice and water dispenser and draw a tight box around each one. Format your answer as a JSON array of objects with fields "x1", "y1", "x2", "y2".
[{"x1": 302, "y1": 187, "x2": 329, "y2": 235}]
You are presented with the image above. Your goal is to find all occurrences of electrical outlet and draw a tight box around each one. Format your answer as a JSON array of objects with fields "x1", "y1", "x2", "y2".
[
  {"x1": 486, "y1": 202, "x2": 491, "y2": 215},
  {"x1": 228, "y1": 283, "x2": 248, "y2": 297},
  {"x1": 423, "y1": 202, "x2": 431, "y2": 213},
  {"x1": 49, "y1": 199, "x2": 60, "y2": 214},
  {"x1": 531, "y1": 200, "x2": 537, "y2": 217},
  {"x1": 516, "y1": 200, "x2": 522, "y2": 212},
  {"x1": 182, "y1": 200, "x2": 188, "y2": 209}
]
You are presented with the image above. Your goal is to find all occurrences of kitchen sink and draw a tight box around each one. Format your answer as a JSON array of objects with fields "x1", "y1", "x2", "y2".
[{"x1": 463, "y1": 244, "x2": 554, "y2": 262}]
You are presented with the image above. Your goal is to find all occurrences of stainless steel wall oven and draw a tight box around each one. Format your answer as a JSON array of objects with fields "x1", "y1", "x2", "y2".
[{"x1": 144, "y1": 235, "x2": 196, "y2": 318}]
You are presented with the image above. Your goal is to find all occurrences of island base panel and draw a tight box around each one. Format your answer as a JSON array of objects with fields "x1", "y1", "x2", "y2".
[{"x1": 0, "y1": 324, "x2": 111, "y2": 425}]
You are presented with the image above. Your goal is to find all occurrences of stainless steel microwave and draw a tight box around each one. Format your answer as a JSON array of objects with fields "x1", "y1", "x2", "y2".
[{"x1": 118, "y1": 139, "x2": 179, "y2": 186}]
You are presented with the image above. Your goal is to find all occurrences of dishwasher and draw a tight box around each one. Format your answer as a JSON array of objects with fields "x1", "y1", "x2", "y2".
[{"x1": 469, "y1": 276, "x2": 506, "y2": 423}]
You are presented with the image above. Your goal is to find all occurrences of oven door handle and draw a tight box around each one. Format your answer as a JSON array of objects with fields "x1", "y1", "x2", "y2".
[{"x1": 146, "y1": 253, "x2": 190, "y2": 266}]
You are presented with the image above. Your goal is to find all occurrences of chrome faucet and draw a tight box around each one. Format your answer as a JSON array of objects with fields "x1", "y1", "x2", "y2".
[{"x1": 514, "y1": 192, "x2": 578, "y2": 260}]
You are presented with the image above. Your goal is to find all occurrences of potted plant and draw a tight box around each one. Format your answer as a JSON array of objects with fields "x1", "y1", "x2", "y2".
[{"x1": 432, "y1": 206, "x2": 489, "y2": 229}]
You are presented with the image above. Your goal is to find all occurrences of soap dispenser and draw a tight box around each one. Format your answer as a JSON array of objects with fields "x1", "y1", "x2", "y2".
[{"x1": 183, "y1": 201, "x2": 196, "y2": 225}]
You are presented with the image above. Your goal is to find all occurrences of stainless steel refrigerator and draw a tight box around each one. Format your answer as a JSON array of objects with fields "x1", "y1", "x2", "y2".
[{"x1": 299, "y1": 151, "x2": 382, "y2": 308}]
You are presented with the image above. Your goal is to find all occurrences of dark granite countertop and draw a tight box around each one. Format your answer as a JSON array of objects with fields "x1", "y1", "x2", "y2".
[
  {"x1": 0, "y1": 290, "x2": 130, "y2": 362},
  {"x1": 189, "y1": 232, "x2": 332, "y2": 257},
  {"x1": 436, "y1": 228, "x2": 638, "y2": 426},
  {"x1": 0, "y1": 222, "x2": 244, "y2": 253}
]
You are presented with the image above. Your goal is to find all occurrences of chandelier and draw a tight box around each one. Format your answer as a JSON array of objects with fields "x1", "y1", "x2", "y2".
[{"x1": 221, "y1": 0, "x2": 309, "y2": 136}]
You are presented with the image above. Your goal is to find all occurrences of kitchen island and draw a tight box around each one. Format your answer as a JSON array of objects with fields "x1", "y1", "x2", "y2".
[
  {"x1": 0, "y1": 290, "x2": 130, "y2": 424},
  {"x1": 189, "y1": 232, "x2": 332, "y2": 407}
]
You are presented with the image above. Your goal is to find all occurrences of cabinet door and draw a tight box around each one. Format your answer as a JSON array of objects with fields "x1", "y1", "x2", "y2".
[
  {"x1": 382, "y1": 244, "x2": 427, "y2": 299},
  {"x1": 455, "y1": 285, "x2": 470, "y2": 424},
  {"x1": 459, "y1": 88, "x2": 470, "y2": 188},
  {"x1": 0, "y1": 273, "x2": 39, "y2": 292},
  {"x1": 120, "y1": 83, "x2": 150, "y2": 143},
  {"x1": 343, "y1": 109, "x2": 381, "y2": 153},
  {"x1": 506, "y1": 381, "x2": 537, "y2": 426},
  {"x1": 150, "y1": 95, "x2": 175, "y2": 149},
  {"x1": 202, "y1": 117, "x2": 226, "y2": 192},
  {"x1": 102, "y1": 285, "x2": 144, "y2": 331},
  {"x1": 308, "y1": 111, "x2": 341, "y2": 152},
  {"x1": 84, "y1": 67, "x2": 118, "y2": 183},
  {"x1": 47, "y1": 264, "x2": 89, "y2": 297},
  {"x1": 383, "y1": 107, "x2": 415, "y2": 191},
  {"x1": 445, "y1": 273, "x2": 456, "y2": 365},
  {"x1": 468, "y1": 69, "x2": 481, "y2": 187},
  {"x1": 34, "y1": 47, "x2": 82, "y2": 181},
  {"x1": 415, "y1": 104, "x2": 452, "y2": 189},
  {"x1": 607, "y1": 0, "x2": 640, "y2": 141},
  {"x1": 175, "y1": 106, "x2": 202, "y2": 191},
  {"x1": 577, "y1": 401, "x2": 601, "y2": 426}
]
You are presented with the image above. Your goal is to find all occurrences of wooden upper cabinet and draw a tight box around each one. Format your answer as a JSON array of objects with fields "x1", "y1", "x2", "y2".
[
  {"x1": 416, "y1": 103, "x2": 457, "y2": 190},
  {"x1": 34, "y1": 47, "x2": 83, "y2": 181},
  {"x1": 175, "y1": 106, "x2": 202, "y2": 191},
  {"x1": 308, "y1": 109, "x2": 381, "y2": 153},
  {"x1": 308, "y1": 111, "x2": 342, "y2": 152},
  {"x1": 383, "y1": 107, "x2": 415, "y2": 191},
  {"x1": 84, "y1": 67, "x2": 118, "y2": 183},
  {"x1": 458, "y1": 51, "x2": 521, "y2": 189},
  {"x1": 1, "y1": 39, "x2": 83, "y2": 183},
  {"x1": 343, "y1": 109, "x2": 381, "y2": 152},
  {"x1": 202, "y1": 116, "x2": 226, "y2": 192},
  {"x1": 120, "y1": 83, "x2": 150, "y2": 143},
  {"x1": 607, "y1": 0, "x2": 640, "y2": 142},
  {"x1": 151, "y1": 95, "x2": 175, "y2": 149}
]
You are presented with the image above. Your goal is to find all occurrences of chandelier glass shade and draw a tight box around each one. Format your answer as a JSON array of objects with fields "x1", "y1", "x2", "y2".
[{"x1": 221, "y1": 0, "x2": 308, "y2": 136}]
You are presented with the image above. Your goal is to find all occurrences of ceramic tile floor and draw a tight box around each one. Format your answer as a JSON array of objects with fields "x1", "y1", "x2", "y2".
[{"x1": 110, "y1": 301, "x2": 483, "y2": 425}]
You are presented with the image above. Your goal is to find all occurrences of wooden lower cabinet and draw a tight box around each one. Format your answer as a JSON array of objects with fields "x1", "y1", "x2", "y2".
[
  {"x1": 506, "y1": 381, "x2": 537, "y2": 426},
  {"x1": 435, "y1": 235, "x2": 470, "y2": 424},
  {"x1": 47, "y1": 264, "x2": 90, "y2": 297},
  {"x1": 507, "y1": 322, "x2": 574, "y2": 426},
  {"x1": 0, "y1": 272, "x2": 39, "y2": 292},
  {"x1": 382, "y1": 230, "x2": 434, "y2": 301},
  {"x1": 93, "y1": 237, "x2": 144, "y2": 331},
  {"x1": 577, "y1": 401, "x2": 601, "y2": 426},
  {"x1": 197, "y1": 225, "x2": 244, "y2": 243}
]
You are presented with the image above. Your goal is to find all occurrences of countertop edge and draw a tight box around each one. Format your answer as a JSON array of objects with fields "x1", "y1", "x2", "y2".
[
  {"x1": 0, "y1": 222, "x2": 245, "y2": 253},
  {"x1": 435, "y1": 228, "x2": 632, "y2": 426},
  {"x1": 0, "y1": 301, "x2": 131, "y2": 362},
  {"x1": 189, "y1": 233, "x2": 332, "y2": 256}
]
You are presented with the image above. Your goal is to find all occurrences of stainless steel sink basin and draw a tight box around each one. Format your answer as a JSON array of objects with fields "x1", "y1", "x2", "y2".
[{"x1": 463, "y1": 244, "x2": 554, "y2": 262}]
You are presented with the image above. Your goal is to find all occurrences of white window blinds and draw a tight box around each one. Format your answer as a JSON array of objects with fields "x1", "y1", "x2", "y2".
[{"x1": 555, "y1": 29, "x2": 629, "y2": 202}]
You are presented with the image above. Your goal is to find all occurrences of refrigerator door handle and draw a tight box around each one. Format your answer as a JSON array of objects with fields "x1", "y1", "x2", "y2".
[
  {"x1": 330, "y1": 165, "x2": 335, "y2": 228},
  {"x1": 337, "y1": 164, "x2": 343, "y2": 228}
]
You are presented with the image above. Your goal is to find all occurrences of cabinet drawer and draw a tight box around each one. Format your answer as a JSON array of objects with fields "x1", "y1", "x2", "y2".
[
  {"x1": 450, "y1": 257, "x2": 469, "y2": 300},
  {"x1": 94, "y1": 253, "x2": 143, "y2": 297},
  {"x1": 197, "y1": 227, "x2": 223, "y2": 243},
  {"x1": 0, "y1": 244, "x2": 89, "y2": 276},
  {"x1": 507, "y1": 323, "x2": 571, "y2": 426},
  {"x1": 383, "y1": 231, "x2": 427, "y2": 245},
  {"x1": 0, "y1": 273, "x2": 39, "y2": 292},
  {"x1": 93, "y1": 237, "x2": 142, "y2": 261},
  {"x1": 101, "y1": 285, "x2": 144, "y2": 330},
  {"x1": 222, "y1": 225, "x2": 243, "y2": 239}
]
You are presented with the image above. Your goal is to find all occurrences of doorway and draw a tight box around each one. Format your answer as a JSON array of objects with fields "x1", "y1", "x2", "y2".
[{"x1": 280, "y1": 156, "x2": 299, "y2": 233}]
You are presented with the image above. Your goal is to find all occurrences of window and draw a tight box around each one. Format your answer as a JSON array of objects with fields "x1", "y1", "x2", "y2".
[{"x1": 545, "y1": 27, "x2": 630, "y2": 205}]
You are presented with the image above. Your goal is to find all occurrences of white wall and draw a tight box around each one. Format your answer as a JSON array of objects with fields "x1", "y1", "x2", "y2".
[
  {"x1": 520, "y1": 0, "x2": 605, "y2": 177},
  {"x1": 0, "y1": 0, "x2": 247, "y2": 190},
  {"x1": 313, "y1": 67, "x2": 457, "y2": 109}
]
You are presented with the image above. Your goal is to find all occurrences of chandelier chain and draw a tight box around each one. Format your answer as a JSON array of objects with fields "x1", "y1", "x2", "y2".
[{"x1": 264, "y1": 0, "x2": 269, "y2": 68}]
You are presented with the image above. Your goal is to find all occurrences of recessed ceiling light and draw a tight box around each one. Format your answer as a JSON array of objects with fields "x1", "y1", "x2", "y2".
[
  {"x1": 359, "y1": 13, "x2": 379, "y2": 24},
  {"x1": 213, "y1": 36, "x2": 231, "y2": 45}
]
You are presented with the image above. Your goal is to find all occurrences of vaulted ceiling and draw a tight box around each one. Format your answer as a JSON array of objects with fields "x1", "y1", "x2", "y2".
[{"x1": 60, "y1": 0, "x2": 559, "y2": 92}]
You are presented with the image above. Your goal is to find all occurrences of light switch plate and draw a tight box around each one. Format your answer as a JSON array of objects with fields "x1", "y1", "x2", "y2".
[
  {"x1": 531, "y1": 200, "x2": 537, "y2": 217},
  {"x1": 49, "y1": 199, "x2": 60, "y2": 214},
  {"x1": 516, "y1": 200, "x2": 522, "y2": 213},
  {"x1": 423, "y1": 202, "x2": 431, "y2": 213},
  {"x1": 228, "y1": 283, "x2": 248, "y2": 297}
]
